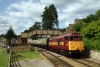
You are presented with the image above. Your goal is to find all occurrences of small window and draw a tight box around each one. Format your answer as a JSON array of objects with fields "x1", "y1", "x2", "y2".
[
  {"x1": 58, "y1": 39, "x2": 60, "y2": 46},
  {"x1": 74, "y1": 36, "x2": 79, "y2": 38},
  {"x1": 64, "y1": 37, "x2": 69, "y2": 41},
  {"x1": 70, "y1": 36, "x2": 73, "y2": 41},
  {"x1": 0, "y1": 40, "x2": 3, "y2": 43}
]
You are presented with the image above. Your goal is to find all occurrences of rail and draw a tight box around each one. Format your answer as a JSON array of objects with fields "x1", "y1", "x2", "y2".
[{"x1": 39, "y1": 49, "x2": 73, "y2": 67}]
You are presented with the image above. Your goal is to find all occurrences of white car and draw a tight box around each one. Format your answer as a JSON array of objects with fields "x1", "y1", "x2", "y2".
[{"x1": 1, "y1": 44, "x2": 8, "y2": 48}]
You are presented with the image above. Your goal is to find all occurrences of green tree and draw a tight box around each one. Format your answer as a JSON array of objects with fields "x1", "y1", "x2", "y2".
[
  {"x1": 83, "y1": 14, "x2": 97, "y2": 23},
  {"x1": 59, "y1": 28, "x2": 66, "y2": 32},
  {"x1": 0, "y1": 34, "x2": 5, "y2": 38},
  {"x1": 72, "y1": 21, "x2": 87, "y2": 32},
  {"x1": 24, "y1": 22, "x2": 41, "y2": 39},
  {"x1": 81, "y1": 19, "x2": 100, "y2": 39},
  {"x1": 32, "y1": 22, "x2": 41, "y2": 30},
  {"x1": 29, "y1": 22, "x2": 41, "y2": 32},
  {"x1": 5, "y1": 26, "x2": 17, "y2": 44},
  {"x1": 81, "y1": 19, "x2": 100, "y2": 50},
  {"x1": 95, "y1": 9, "x2": 100, "y2": 19},
  {"x1": 41, "y1": 4, "x2": 59, "y2": 30},
  {"x1": 23, "y1": 29, "x2": 29, "y2": 33}
]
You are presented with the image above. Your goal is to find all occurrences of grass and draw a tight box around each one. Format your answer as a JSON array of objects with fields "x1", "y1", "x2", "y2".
[
  {"x1": 0, "y1": 46, "x2": 43, "y2": 67},
  {"x1": 11, "y1": 49, "x2": 43, "y2": 61},
  {"x1": 0, "y1": 46, "x2": 8, "y2": 67}
]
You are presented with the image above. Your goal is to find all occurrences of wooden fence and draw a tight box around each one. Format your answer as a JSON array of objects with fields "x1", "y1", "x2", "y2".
[{"x1": 8, "y1": 44, "x2": 31, "y2": 67}]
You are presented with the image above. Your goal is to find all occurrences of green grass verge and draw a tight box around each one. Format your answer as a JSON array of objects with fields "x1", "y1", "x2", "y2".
[
  {"x1": 11, "y1": 49, "x2": 43, "y2": 61},
  {"x1": 0, "y1": 47, "x2": 8, "y2": 67}
]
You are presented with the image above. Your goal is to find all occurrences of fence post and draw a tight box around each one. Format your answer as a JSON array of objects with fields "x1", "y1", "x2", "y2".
[{"x1": 8, "y1": 48, "x2": 11, "y2": 67}]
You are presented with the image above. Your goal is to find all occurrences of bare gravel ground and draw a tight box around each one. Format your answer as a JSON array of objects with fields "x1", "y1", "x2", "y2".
[
  {"x1": 87, "y1": 58, "x2": 100, "y2": 64},
  {"x1": 19, "y1": 59, "x2": 54, "y2": 67}
]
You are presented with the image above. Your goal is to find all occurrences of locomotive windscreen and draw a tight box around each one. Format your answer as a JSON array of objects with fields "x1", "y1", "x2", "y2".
[{"x1": 70, "y1": 36, "x2": 82, "y2": 41}]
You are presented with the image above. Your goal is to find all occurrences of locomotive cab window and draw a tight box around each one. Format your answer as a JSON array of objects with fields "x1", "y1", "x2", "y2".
[
  {"x1": 74, "y1": 36, "x2": 79, "y2": 38},
  {"x1": 74, "y1": 36, "x2": 82, "y2": 40},
  {"x1": 64, "y1": 37, "x2": 69, "y2": 41},
  {"x1": 69, "y1": 36, "x2": 82, "y2": 41},
  {"x1": 70, "y1": 36, "x2": 73, "y2": 41}
]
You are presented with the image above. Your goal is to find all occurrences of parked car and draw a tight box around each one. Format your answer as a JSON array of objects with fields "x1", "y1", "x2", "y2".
[{"x1": 1, "y1": 44, "x2": 8, "y2": 48}]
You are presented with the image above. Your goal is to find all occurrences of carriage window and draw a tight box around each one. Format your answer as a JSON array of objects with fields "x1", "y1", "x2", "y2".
[
  {"x1": 65, "y1": 37, "x2": 69, "y2": 41},
  {"x1": 70, "y1": 36, "x2": 73, "y2": 41},
  {"x1": 58, "y1": 39, "x2": 60, "y2": 46}
]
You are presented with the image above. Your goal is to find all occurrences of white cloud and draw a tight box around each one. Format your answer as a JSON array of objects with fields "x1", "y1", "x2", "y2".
[
  {"x1": 1, "y1": 0, "x2": 100, "y2": 35},
  {"x1": 3, "y1": 1, "x2": 46, "y2": 34},
  {"x1": 0, "y1": 16, "x2": 27, "y2": 34},
  {"x1": 6, "y1": 2, "x2": 45, "y2": 19}
]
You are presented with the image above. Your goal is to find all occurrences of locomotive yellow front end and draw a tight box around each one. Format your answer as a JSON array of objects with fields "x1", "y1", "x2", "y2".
[
  {"x1": 69, "y1": 41, "x2": 84, "y2": 52},
  {"x1": 66, "y1": 33, "x2": 84, "y2": 56}
]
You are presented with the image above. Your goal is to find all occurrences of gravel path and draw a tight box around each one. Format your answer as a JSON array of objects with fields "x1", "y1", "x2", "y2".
[{"x1": 19, "y1": 59, "x2": 54, "y2": 67}]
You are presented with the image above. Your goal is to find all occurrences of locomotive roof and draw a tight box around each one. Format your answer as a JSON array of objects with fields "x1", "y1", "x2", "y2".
[{"x1": 49, "y1": 32, "x2": 81, "y2": 40}]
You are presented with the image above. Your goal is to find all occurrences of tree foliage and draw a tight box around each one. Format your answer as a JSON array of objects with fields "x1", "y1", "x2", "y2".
[
  {"x1": 29, "y1": 22, "x2": 41, "y2": 31},
  {"x1": 0, "y1": 34, "x2": 5, "y2": 38},
  {"x1": 72, "y1": 21, "x2": 88, "y2": 32},
  {"x1": 81, "y1": 19, "x2": 100, "y2": 39},
  {"x1": 95, "y1": 9, "x2": 100, "y2": 19},
  {"x1": 41, "y1": 4, "x2": 59, "y2": 30},
  {"x1": 23, "y1": 29, "x2": 29, "y2": 33},
  {"x1": 24, "y1": 22, "x2": 41, "y2": 33},
  {"x1": 83, "y1": 14, "x2": 97, "y2": 23},
  {"x1": 59, "y1": 28, "x2": 66, "y2": 33},
  {"x1": 5, "y1": 26, "x2": 17, "y2": 44}
]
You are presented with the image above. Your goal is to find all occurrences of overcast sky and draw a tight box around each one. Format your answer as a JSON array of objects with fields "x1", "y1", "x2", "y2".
[{"x1": 0, "y1": 0, "x2": 100, "y2": 35}]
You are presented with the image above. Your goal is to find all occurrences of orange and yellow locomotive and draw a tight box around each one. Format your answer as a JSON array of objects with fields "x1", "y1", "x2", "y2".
[{"x1": 48, "y1": 32, "x2": 84, "y2": 56}]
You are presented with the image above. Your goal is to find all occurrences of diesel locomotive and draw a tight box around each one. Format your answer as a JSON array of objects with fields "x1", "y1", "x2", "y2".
[{"x1": 30, "y1": 32, "x2": 84, "y2": 57}]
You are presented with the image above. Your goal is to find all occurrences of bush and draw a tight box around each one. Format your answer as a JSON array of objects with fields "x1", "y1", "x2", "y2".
[{"x1": 83, "y1": 38, "x2": 100, "y2": 50}]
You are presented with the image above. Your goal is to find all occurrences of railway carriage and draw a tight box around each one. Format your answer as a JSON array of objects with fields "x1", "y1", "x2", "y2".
[{"x1": 48, "y1": 32, "x2": 84, "y2": 56}]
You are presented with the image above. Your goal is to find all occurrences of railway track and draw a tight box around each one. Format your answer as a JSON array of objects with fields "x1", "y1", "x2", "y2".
[
  {"x1": 72, "y1": 58, "x2": 100, "y2": 67},
  {"x1": 34, "y1": 47, "x2": 100, "y2": 67},
  {"x1": 39, "y1": 49, "x2": 73, "y2": 67}
]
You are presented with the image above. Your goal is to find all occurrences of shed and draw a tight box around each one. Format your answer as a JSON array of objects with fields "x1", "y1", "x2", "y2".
[{"x1": 0, "y1": 37, "x2": 6, "y2": 45}]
